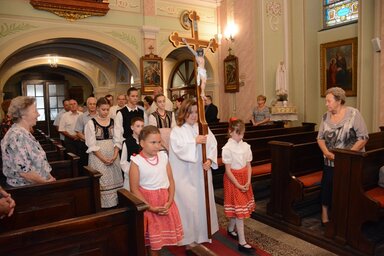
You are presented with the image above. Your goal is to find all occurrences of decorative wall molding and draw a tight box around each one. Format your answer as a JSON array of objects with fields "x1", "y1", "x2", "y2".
[
  {"x1": 156, "y1": 1, "x2": 215, "y2": 23},
  {"x1": 30, "y1": 0, "x2": 110, "y2": 21},
  {"x1": 105, "y1": 31, "x2": 138, "y2": 49},
  {"x1": 265, "y1": 0, "x2": 282, "y2": 31},
  {"x1": 0, "y1": 23, "x2": 38, "y2": 38}
]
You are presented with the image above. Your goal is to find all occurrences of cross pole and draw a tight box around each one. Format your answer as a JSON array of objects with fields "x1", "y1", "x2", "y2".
[{"x1": 169, "y1": 10, "x2": 218, "y2": 239}]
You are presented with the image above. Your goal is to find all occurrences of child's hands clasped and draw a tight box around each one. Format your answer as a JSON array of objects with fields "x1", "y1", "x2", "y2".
[
  {"x1": 149, "y1": 203, "x2": 171, "y2": 215},
  {"x1": 236, "y1": 181, "x2": 250, "y2": 193}
]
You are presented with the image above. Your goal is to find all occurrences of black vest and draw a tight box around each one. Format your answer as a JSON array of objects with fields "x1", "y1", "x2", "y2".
[{"x1": 118, "y1": 107, "x2": 144, "y2": 139}]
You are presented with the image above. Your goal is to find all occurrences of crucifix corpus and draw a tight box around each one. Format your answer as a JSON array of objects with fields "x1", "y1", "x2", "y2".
[{"x1": 169, "y1": 10, "x2": 218, "y2": 239}]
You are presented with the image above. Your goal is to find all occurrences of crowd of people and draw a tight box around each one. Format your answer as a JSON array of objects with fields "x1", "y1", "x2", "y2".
[{"x1": 0, "y1": 86, "x2": 370, "y2": 255}]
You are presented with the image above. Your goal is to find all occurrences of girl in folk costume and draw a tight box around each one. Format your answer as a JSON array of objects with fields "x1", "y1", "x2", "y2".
[
  {"x1": 84, "y1": 97, "x2": 123, "y2": 208},
  {"x1": 169, "y1": 99, "x2": 219, "y2": 250},
  {"x1": 148, "y1": 94, "x2": 176, "y2": 152},
  {"x1": 223, "y1": 118, "x2": 255, "y2": 253},
  {"x1": 120, "y1": 117, "x2": 144, "y2": 190},
  {"x1": 129, "y1": 126, "x2": 183, "y2": 256}
]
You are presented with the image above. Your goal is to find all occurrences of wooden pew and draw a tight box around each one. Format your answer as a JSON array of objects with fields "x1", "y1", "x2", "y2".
[
  {"x1": 0, "y1": 189, "x2": 148, "y2": 256},
  {"x1": 325, "y1": 131, "x2": 384, "y2": 246},
  {"x1": 266, "y1": 141, "x2": 323, "y2": 225},
  {"x1": 45, "y1": 144, "x2": 66, "y2": 161},
  {"x1": 0, "y1": 166, "x2": 102, "y2": 232},
  {"x1": 1, "y1": 153, "x2": 80, "y2": 187},
  {"x1": 215, "y1": 122, "x2": 316, "y2": 156},
  {"x1": 211, "y1": 121, "x2": 284, "y2": 135},
  {"x1": 326, "y1": 148, "x2": 384, "y2": 255},
  {"x1": 212, "y1": 130, "x2": 318, "y2": 189}
]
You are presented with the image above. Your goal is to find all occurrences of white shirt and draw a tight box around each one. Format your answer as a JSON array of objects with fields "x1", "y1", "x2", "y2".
[
  {"x1": 53, "y1": 109, "x2": 67, "y2": 140},
  {"x1": 84, "y1": 119, "x2": 118, "y2": 154},
  {"x1": 113, "y1": 105, "x2": 148, "y2": 149},
  {"x1": 222, "y1": 138, "x2": 252, "y2": 170},
  {"x1": 148, "y1": 97, "x2": 174, "y2": 114},
  {"x1": 131, "y1": 151, "x2": 170, "y2": 190},
  {"x1": 58, "y1": 111, "x2": 82, "y2": 136},
  {"x1": 109, "y1": 105, "x2": 125, "y2": 120}
]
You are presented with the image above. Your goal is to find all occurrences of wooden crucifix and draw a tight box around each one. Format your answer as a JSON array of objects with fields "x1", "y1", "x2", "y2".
[{"x1": 169, "y1": 10, "x2": 218, "y2": 239}]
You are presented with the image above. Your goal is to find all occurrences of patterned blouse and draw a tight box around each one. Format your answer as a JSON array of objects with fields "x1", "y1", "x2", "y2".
[
  {"x1": 252, "y1": 106, "x2": 271, "y2": 123},
  {"x1": 317, "y1": 106, "x2": 369, "y2": 167},
  {"x1": 1, "y1": 124, "x2": 52, "y2": 187}
]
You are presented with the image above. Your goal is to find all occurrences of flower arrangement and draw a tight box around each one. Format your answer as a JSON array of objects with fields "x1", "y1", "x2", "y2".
[{"x1": 276, "y1": 89, "x2": 288, "y2": 101}]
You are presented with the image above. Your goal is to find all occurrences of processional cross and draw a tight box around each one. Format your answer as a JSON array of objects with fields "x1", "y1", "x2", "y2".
[{"x1": 169, "y1": 10, "x2": 218, "y2": 239}]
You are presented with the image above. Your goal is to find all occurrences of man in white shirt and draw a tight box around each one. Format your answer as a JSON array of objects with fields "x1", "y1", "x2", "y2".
[
  {"x1": 113, "y1": 87, "x2": 147, "y2": 150},
  {"x1": 109, "y1": 94, "x2": 127, "y2": 119},
  {"x1": 75, "y1": 97, "x2": 97, "y2": 167},
  {"x1": 59, "y1": 99, "x2": 82, "y2": 154},
  {"x1": 53, "y1": 99, "x2": 70, "y2": 142},
  {"x1": 148, "y1": 86, "x2": 173, "y2": 114}
]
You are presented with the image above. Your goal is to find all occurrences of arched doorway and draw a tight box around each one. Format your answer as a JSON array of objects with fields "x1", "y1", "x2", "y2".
[{"x1": 0, "y1": 38, "x2": 137, "y2": 137}]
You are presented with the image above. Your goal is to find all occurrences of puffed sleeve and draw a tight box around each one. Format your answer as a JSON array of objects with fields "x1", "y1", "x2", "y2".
[
  {"x1": 171, "y1": 112, "x2": 176, "y2": 128},
  {"x1": 353, "y1": 108, "x2": 369, "y2": 141},
  {"x1": 207, "y1": 128, "x2": 218, "y2": 169},
  {"x1": 245, "y1": 142, "x2": 252, "y2": 162},
  {"x1": 148, "y1": 114, "x2": 157, "y2": 127},
  {"x1": 221, "y1": 147, "x2": 232, "y2": 165},
  {"x1": 120, "y1": 141, "x2": 130, "y2": 174},
  {"x1": 113, "y1": 111, "x2": 124, "y2": 149},
  {"x1": 84, "y1": 120, "x2": 100, "y2": 153}
]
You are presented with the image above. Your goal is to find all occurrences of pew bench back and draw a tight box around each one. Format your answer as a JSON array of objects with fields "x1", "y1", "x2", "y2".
[
  {"x1": 0, "y1": 189, "x2": 148, "y2": 256},
  {"x1": 0, "y1": 166, "x2": 102, "y2": 232}
]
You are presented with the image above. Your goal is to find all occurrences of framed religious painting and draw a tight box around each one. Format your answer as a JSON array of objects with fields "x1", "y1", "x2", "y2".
[
  {"x1": 140, "y1": 54, "x2": 163, "y2": 95},
  {"x1": 320, "y1": 37, "x2": 357, "y2": 97},
  {"x1": 224, "y1": 54, "x2": 239, "y2": 93}
]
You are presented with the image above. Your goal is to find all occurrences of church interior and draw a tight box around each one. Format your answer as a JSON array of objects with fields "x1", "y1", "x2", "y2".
[{"x1": 1, "y1": 0, "x2": 384, "y2": 255}]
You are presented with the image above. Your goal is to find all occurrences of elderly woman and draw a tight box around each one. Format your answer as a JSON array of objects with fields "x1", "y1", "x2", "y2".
[
  {"x1": 1, "y1": 96, "x2": 55, "y2": 187},
  {"x1": 317, "y1": 87, "x2": 368, "y2": 224},
  {"x1": 251, "y1": 95, "x2": 272, "y2": 126}
]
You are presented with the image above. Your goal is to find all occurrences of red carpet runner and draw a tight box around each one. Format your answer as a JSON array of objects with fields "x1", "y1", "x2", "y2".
[{"x1": 162, "y1": 229, "x2": 271, "y2": 256}]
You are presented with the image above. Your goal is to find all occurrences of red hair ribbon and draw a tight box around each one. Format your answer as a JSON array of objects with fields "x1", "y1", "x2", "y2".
[{"x1": 229, "y1": 117, "x2": 237, "y2": 122}]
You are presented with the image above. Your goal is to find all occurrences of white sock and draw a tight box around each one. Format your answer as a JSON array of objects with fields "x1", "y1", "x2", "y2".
[
  {"x1": 228, "y1": 218, "x2": 236, "y2": 232},
  {"x1": 236, "y1": 218, "x2": 250, "y2": 246}
]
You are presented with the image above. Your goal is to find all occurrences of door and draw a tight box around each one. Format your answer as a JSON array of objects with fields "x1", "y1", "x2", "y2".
[{"x1": 23, "y1": 80, "x2": 67, "y2": 137}]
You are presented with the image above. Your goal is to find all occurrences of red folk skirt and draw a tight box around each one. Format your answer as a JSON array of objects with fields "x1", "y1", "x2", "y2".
[
  {"x1": 223, "y1": 166, "x2": 256, "y2": 219},
  {"x1": 139, "y1": 187, "x2": 184, "y2": 250}
]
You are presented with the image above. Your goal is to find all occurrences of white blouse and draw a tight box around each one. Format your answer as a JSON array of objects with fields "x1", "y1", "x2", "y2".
[
  {"x1": 222, "y1": 138, "x2": 252, "y2": 170},
  {"x1": 130, "y1": 151, "x2": 170, "y2": 190}
]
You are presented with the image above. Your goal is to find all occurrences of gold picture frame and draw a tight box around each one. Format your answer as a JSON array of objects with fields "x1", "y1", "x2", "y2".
[
  {"x1": 320, "y1": 37, "x2": 357, "y2": 97},
  {"x1": 224, "y1": 54, "x2": 239, "y2": 93},
  {"x1": 140, "y1": 54, "x2": 163, "y2": 95}
]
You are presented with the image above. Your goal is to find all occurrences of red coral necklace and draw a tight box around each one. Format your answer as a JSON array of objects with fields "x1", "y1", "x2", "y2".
[{"x1": 140, "y1": 152, "x2": 159, "y2": 166}]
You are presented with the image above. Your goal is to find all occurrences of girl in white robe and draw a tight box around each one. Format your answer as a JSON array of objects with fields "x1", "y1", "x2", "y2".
[{"x1": 169, "y1": 99, "x2": 219, "y2": 249}]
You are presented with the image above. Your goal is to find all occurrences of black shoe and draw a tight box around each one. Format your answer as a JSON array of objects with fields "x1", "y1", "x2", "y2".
[
  {"x1": 238, "y1": 243, "x2": 254, "y2": 253},
  {"x1": 227, "y1": 229, "x2": 238, "y2": 239}
]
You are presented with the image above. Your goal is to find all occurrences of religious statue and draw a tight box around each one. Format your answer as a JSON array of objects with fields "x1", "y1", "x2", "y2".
[
  {"x1": 275, "y1": 60, "x2": 288, "y2": 101},
  {"x1": 182, "y1": 38, "x2": 212, "y2": 100}
]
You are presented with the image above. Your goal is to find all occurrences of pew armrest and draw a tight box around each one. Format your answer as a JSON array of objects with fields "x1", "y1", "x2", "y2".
[{"x1": 118, "y1": 189, "x2": 148, "y2": 212}]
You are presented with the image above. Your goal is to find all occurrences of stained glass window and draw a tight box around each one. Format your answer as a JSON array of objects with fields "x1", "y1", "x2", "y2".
[{"x1": 324, "y1": 0, "x2": 358, "y2": 28}]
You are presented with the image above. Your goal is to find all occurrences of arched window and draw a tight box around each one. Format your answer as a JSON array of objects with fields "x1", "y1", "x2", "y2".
[
  {"x1": 323, "y1": 0, "x2": 358, "y2": 29},
  {"x1": 169, "y1": 60, "x2": 196, "y2": 100}
]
